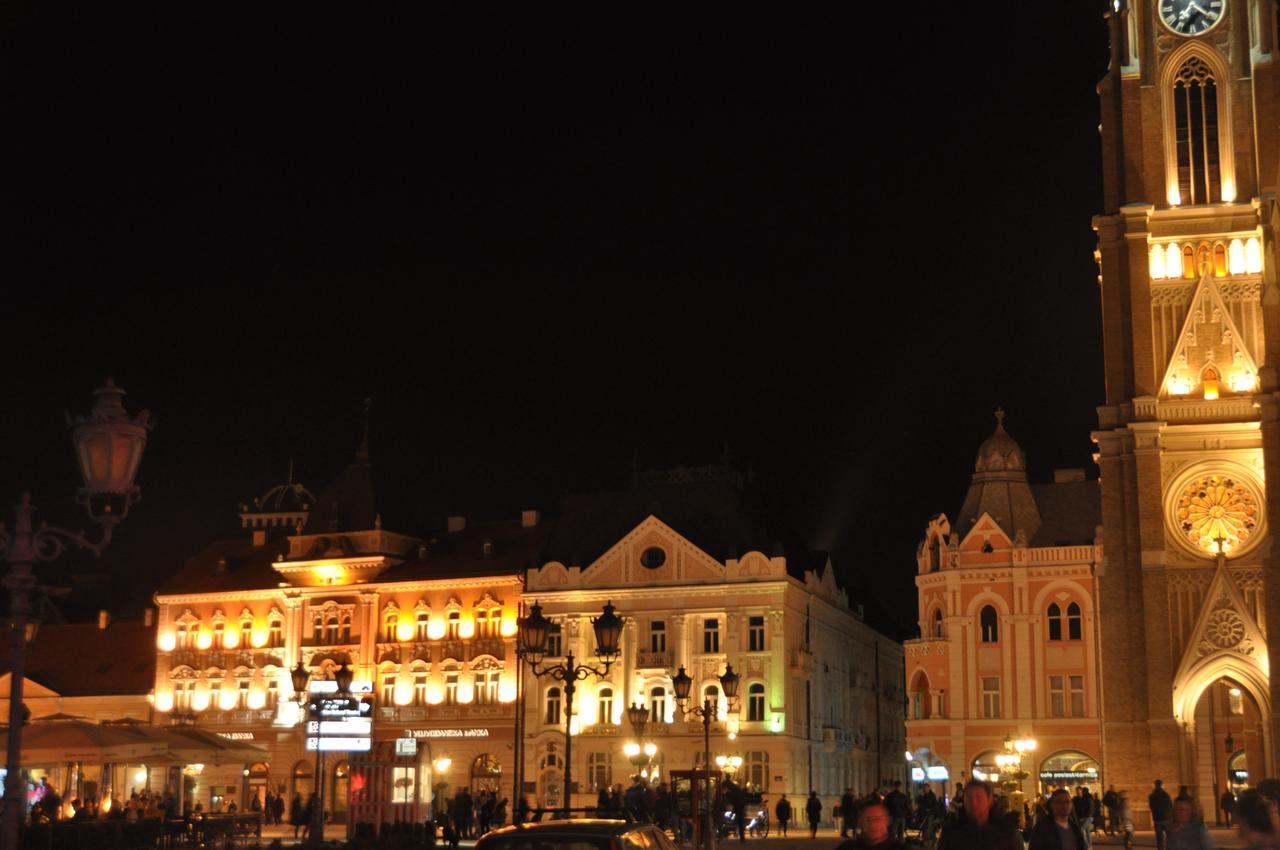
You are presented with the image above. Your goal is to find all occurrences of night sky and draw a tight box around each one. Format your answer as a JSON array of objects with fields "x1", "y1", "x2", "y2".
[{"x1": 2, "y1": 5, "x2": 1113, "y2": 636}]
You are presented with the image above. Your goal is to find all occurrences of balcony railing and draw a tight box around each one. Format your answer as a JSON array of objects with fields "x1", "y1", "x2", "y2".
[{"x1": 635, "y1": 650, "x2": 671, "y2": 669}]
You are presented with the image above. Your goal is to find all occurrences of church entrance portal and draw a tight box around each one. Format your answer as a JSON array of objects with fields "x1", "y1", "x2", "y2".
[{"x1": 1189, "y1": 678, "x2": 1264, "y2": 824}]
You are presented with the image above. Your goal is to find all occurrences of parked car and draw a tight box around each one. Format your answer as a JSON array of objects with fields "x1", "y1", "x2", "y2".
[{"x1": 475, "y1": 816, "x2": 680, "y2": 850}]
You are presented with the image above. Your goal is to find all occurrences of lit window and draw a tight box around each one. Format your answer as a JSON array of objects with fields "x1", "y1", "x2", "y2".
[
  {"x1": 598, "y1": 687, "x2": 614, "y2": 724},
  {"x1": 241, "y1": 620, "x2": 253, "y2": 647},
  {"x1": 745, "y1": 751, "x2": 768, "y2": 793},
  {"x1": 413, "y1": 673, "x2": 428, "y2": 706},
  {"x1": 649, "y1": 687, "x2": 667, "y2": 724},
  {"x1": 980, "y1": 606, "x2": 999, "y2": 643},
  {"x1": 391, "y1": 766, "x2": 415, "y2": 804},
  {"x1": 650, "y1": 621, "x2": 667, "y2": 653},
  {"x1": 1069, "y1": 676, "x2": 1086, "y2": 718},
  {"x1": 981, "y1": 677, "x2": 1001, "y2": 719},
  {"x1": 703, "y1": 619, "x2": 720, "y2": 653},
  {"x1": 748, "y1": 683, "x2": 766, "y2": 722},
  {"x1": 447, "y1": 611, "x2": 461, "y2": 640},
  {"x1": 475, "y1": 609, "x2": 488, "y2": 638},
  {"x1": 704, "y1": 684, "x2": 720, "y2": 718},
  {"x1": 445, "y1": 671, "x2": 459, "y2": 705},
  {"x1": 416, "y1": 613, "x2": 429, "y2": 642},
  {"x1": 384, "y1": 613, "x2": 398, "y2": 643},
  {"x1": 474, "y1": 670, "x2": 500, "y2": 705},
  {"x1": 213, "y1": 622, "x2": 225, "y2": 648},
  {"x1": 1049, "y1": 675, "x2": 1065, "y2": 718},
  {"x1": 380, "y1": 674, "x2": 396, "y2": 706},
  {"x1": 587, "y1": 752, "x2": 612, "y2": 792},
  {"x1": 748, "y1": 616, "x2": 766, "y2": 652},
  {"x1": 546, "y1": 687, "x2": 562, "y2": 725}
]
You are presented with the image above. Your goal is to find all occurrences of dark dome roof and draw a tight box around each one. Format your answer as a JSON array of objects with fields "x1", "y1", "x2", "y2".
[
  {"x1": 974, "y1": 409, "x2": 1026, "y2": 473},
  {"x1": 253, "y1": 481, "x2": 315, "y2": 514}
]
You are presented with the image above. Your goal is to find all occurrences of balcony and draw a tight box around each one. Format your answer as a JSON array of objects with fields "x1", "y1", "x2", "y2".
[
  {"x1": 789, "y1": 648, "x2": 814, "y2": 673},
  {"x1": 635, "y1": 650, "x2": 671, "y2": 669}
]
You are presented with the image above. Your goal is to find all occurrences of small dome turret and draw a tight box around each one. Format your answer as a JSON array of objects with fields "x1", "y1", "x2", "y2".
[{"x1": 974, "y1": 408, "x2": 1026, "y2": 473}]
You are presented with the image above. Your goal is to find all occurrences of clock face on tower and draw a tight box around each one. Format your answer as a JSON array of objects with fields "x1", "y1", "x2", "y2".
[{"x1": 1160, "y1": 0, "x2": 1225, "y2": 35}]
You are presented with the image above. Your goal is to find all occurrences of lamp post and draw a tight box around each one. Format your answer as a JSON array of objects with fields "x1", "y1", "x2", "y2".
[
  {"x1": 0, "y1": 380, "x2": 149, "y2": 850},
  {"x1": 672, "y1": 663, "x2": 740, "y2": 850},
  {"x1": 516, "y1": 601, "x2": 624, "y2": 812},
  {"x1": 293, "y1": 659, "x2": 354, "y2": 846}
]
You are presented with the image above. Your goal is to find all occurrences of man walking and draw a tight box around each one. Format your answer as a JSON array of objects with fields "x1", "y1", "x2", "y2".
[
  {"x1": 1102, "y1": 786, "x2": 1118, "y2": 836},
  {"x1": 1029, "y1": 788, "x2": 1087, "y2": 850},
  {"x1": 937, "y1": 780, "x2": 1021, "y2": 850},
  {"x1": 1149, "y1": 779, "x2": 1174, "y2": 850},
  {"x1": 840, "y1": 788, "x2": 857, "y2": 838},
  {"x1": 884, "y1": 781, "x2": 910, "y2": 843},
  {"x1": 806, "y1": 791, "x2": 823, "y2": 838},
  {"x1": 776, "y1": 794, "x2": 792, "y2": 837}
]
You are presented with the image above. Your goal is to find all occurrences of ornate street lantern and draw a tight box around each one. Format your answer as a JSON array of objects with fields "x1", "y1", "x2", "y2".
[
  {"x1": 519, "y1": 602, "x2": 550, "y2": 662},
  {"x1": 628, "y1": 702, "x2": 650, "y2": 736},
  {"x1": 719, "y1": 663, "x2": 740, "y2": 700},
  {"x1": 672, "y1": 666, "x2": 693, "y2": 702},
  {"x1": 335, "y1": 661, "x2": 354, "y2": 694},
  {"x1": 69, "y1": 379, "x2": 150, "y2": 522},
  {"x1": 592, "y1": 600, "x2": 623, "y2": 658},
  {"x1": 291, "y1": 661, "x2": 310, "y2": 699}
]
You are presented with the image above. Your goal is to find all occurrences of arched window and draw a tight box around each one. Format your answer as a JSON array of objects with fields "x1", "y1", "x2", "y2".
[
  {"x1": 747, "y1": 683, "x2": 766, "y2": 722},
  {"x1": 383, "y1": 611, "x2": 398, "y2": 642},
  {"x1": 326, "y1": 615, "x2": 339, "y2": 645},
  {"x1": 339, "y1": 614, "x2": 351, "y2": 644},
  {"x1": 932, "y1": 608, "x2": 944, "y2": 639},
  {"x1": 704, "y1": 684, "x2": 720, "y2": 718},
  {"x1": 1067, "y1": 602, "x2": 1082, "y2": 641},
  {"x1": 1214, "y1": 242, "x2": 1228, "y2": 276},
  {"x1": 545, "y1": 686, "x2": 562, "y2": 725},
  {"x1": 649, "y1": 687, "x2": 667, "y2": 724},
  {"x1": 1182, "y1": 244, "x2": 1197, "y2": 278},
  {"x1": 292, "y1": 760, "x2": 314, "y2": 799},
  {"x1": 1047, "y1": 603, "x2": 1063, "y2": 641},
  {"x1": 979, "y1": 606, "x2": 999, "y2": 643},
  {"x1": 313, "y1": 616, "x2": 324, "y2": 642},
  {"x1": 598, "y1": 687, "x2": 614, "y2": 725},
  {"x1": 1173, "y1": 56, "x2": 1221, "y2": 205}
]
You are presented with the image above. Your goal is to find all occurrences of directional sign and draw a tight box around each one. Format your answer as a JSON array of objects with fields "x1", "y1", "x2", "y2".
[{"x1": 307, "y1": 736, "x2": 371, "y2": 752}]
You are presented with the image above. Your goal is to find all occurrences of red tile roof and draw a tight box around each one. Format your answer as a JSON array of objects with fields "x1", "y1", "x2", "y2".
[{"x1": 0, "y1": 620, "x2": 156, "y2": 697}]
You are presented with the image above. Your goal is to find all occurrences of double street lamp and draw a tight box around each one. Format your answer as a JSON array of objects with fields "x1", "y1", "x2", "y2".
[
  {"x1": 517, "y1": 601, "x2": 624, "y2": 812},
  {"x1": 626, "y1": 702, "x2": 658, "y2": 784},
  {"x1": 671, "y1": 663, "x2": 740, "y2": 850},
  {"x1": 0, "y1": 381, "x2": 150, "y2": 850},
  {"x1": 292, "y1": 659, "x2": 355, "y2": 847}
]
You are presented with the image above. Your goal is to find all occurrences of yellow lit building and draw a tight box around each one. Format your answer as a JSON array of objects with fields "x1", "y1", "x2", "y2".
[
  {"x1": 522, "y1": 463, "x2": 906, "y2": 817},
  {"x1": 152, "y1": 443, "x2": 538, "y2": 825}
]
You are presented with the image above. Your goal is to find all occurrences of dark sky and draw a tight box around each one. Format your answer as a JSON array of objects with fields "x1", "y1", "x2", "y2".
[{"x1": 1, "y1": 5, "x2": 1113, "y2": 636}]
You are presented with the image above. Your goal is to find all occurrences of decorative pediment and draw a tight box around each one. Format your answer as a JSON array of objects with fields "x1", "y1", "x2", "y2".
[
  {"x1": 579, "y1": 515, "x2": 726, "y2": 588},
  {"x1": 475, "y1": 592, "x2": 502, "y2": 609},
  {"x1": 1160, "y1": 272, "x2": 1260, "y2": 398},
  {"x1": 1171, "y1": 553, "x2": 1271, "y2": 720},
  {"x1": 960, "y1": 513, "x2": 1013, "y2": 550}
]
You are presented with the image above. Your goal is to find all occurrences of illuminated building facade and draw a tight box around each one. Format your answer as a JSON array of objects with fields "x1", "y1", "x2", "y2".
[
  {"x1": 522, "y1": 465, "x2": 906, "y2": 815},
  {"x1": 904, "y1": 415, "x2": 1104, "y2": 797},
  {"x1": 1093, "y1": 0, "x2": 1280, "y2": 821},
  {"x1": 152, "y1": 444, "x2": 536, "y2": 823}
]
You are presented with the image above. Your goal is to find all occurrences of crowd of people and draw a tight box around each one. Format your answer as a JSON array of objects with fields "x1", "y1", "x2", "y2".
[{"x1": 827, "y1": 777, "x2": 1280, "y2": 850}]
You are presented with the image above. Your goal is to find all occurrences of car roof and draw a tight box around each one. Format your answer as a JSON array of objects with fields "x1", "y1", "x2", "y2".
[{"x1": 480, "y1": 819, "x2": 642, "y2": 839}]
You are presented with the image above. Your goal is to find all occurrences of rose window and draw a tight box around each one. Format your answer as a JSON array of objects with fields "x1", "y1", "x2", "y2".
[
  {"x1": 1205, "y1": 609, "x2": 1245, "y2": 649},
  {"x1": 1175, "y1": 475, "x2": 1259, "y2": 556}
]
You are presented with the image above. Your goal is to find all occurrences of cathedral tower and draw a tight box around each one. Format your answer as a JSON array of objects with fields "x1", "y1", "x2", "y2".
[{"x1": 1094, "y1": 0, "x2": 1280, "y2": 815}]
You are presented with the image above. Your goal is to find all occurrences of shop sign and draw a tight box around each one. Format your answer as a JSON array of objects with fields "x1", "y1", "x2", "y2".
[
  {"x1": 1040, "y1": 770, "x2": 1099, "y2": 781},
  {"x1": 402, "y1": 728, "x2": 491, "y2": 739},
  {"x1": 310, "y1": 680, "x2": 373, "y2": 695},
  {"x1": 1232, "y1": 769, "x2": 1249, "y2": 782},
  {"x1": 911, "y1": 768, "x2": 925, "y2": 782},
  {"x1": 396, "y1": 738, "x2": 418, "y2": 756},
  {"x1": 309, "y1": 718, "x2": 372, "y2": 736},
  {"x1": 217, "y1": 732, "x2": 255, "y2": 741},
  {"x1": 926, "y1": 766, "x2": 949, "y2": 781}
]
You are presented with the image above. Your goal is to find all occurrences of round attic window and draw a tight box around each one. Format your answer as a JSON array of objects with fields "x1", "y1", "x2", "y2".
[{"x1": 639, "y1": 547, "x2": 666, "y2": 569}]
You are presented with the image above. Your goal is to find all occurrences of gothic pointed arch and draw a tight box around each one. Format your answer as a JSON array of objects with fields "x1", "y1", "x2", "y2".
[
  {"x1": 1157, "y1": 271, "x2": 1259, "y2": 399},
  {"x1": 1172, "y1": 555, "x2": 1271, "y2": 725},
  {"x1": 1160, "y1": 42, "x2": 1237, "y2": 206}
]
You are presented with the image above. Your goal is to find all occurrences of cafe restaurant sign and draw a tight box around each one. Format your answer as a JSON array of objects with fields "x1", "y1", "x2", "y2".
[{"x1": 402, "y1": 728, "x2": 491, "y2": 739}]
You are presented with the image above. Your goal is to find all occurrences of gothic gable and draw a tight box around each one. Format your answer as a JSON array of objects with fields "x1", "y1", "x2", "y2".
[
  {"x1": 1158, "y1": 272, "x2": 1259, "y2": 398},
  {"x1": 1171, "y1": 555, "x2": 1270, "y2": 721}
]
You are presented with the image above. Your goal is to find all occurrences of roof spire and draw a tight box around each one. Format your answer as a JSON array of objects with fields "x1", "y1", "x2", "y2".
[
  {"x1": 287, "y1": 458, "x2": 294, "y2": 486},
  {"x1": 994, "y1": 407, "x2": 1006, "y2": 428}
]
